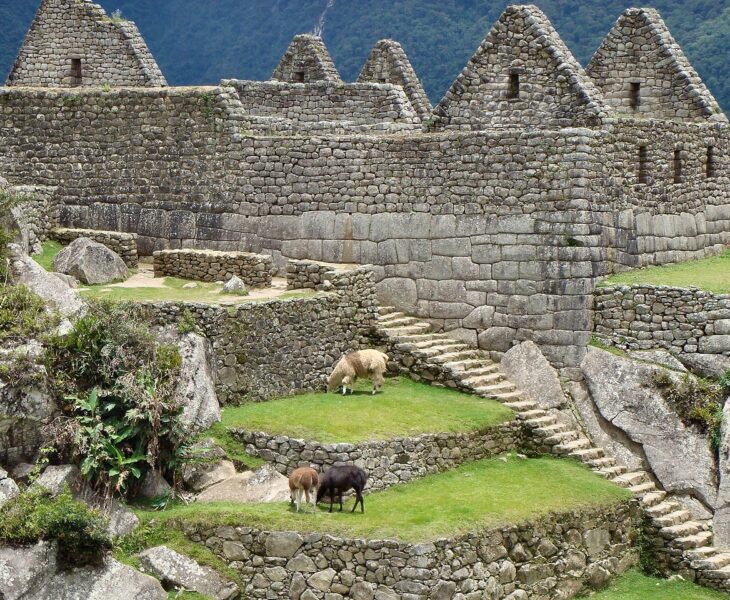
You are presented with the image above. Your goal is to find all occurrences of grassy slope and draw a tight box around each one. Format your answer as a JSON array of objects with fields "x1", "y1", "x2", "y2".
[
  {"x1": 131, "y1": 456, "x2": 630, "y2": 543},
  {"x1": 32, "y1": 240, "x2": 63, "y2": 271},
  {"x1": 219, "y1": 376, "x2": 515, "y2": 443},
  {"x1": 600, "y1": 250, "x2": 730, "y2": 294},
  {"x1": 581, "y1": 569, "x2": 730, "y2": 599}
]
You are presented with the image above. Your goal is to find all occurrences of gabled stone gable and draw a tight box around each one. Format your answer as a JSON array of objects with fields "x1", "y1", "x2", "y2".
[
  {"x1": 587, "y1": 8, "x2": 726, "y2": 123},
  {"x1": 357, "y1": 39, "x2": 432, "y2": 121},
  {"x1": 432, "y1": 4, "x2": 607, "y2": 130},
  {"x1": 7, "y1": 0, "x2": 166, "y2": 88},
  {"x1": 271, "y1": 34, "x2": 342, "y2": 83}
]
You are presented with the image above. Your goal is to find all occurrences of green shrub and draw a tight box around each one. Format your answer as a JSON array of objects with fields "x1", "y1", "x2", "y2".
[
  {"x1": 0, "y1": 189, "x2": 30, "y2": 279},
  {"x1": 176, "y1": 307, "x2": 201, "y2": 335},
  {"x1": 0, "y1": 487, "x2": 111, "y2": 567},
  {"x1": 43, "y1": 299, "x2": 187, "y2": 499},
  {"x1": 0, "y1": 284, "x2": 60, "y2": 343},
  {"x1": 653, "y1": 371, "x2": 726, "y2": 449}
]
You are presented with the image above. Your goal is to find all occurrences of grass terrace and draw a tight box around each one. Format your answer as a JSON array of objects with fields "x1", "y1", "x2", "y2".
[
  {"x1": 130, "y1": 456, "x2": 631, "y2": 543},
  {"x1": 600, "y1": 250, "x2": 730, "y2": 294},
  {"x1": 580, "y1": 569, "x2": 730, "y2": 599},
  {"x1": 219, "y1": 376, "x2": 515, "y2": 442}
]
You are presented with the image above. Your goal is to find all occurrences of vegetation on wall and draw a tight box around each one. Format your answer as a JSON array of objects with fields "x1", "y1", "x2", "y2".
[
  {"x1": 1, "y1": 1, "x2": 726, "y2": 110},
  {"x1": 41, "y1": 300, "x2": 186, "y2": 499}
]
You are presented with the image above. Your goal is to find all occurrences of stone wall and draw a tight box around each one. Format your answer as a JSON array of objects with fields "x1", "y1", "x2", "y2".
[
  {"x1": 182, "y1": 500, "x2": 638, "y2": 600},
  {"x1": 594, "y1": 285, "x2": 730, "y2": 355},
  {"x1": 233, "y1": 420, "x2": 523, "y2": 492},
  {"x1": 7, "y1": 0, "x2": 166, "y2": 88},
  {"x1": 225, "y1": 80, "x2": 421, "y2": 132},
  {"x1": 51, "y1": 227, "x2": 138, "y2": 267},
  {"x1": 0, "y1": 85, "x2": 729, "y2": 374},
  {"x1": 286, "y1": 260, "x2": 339, "y2": 291},
  {"x1": 143, "y1": 266, "x2": 378, "y2": 403},
  {"x1": 153, "y1": 249, "x2": 273, "y2": 287},
  {"x1": 10, "y1": 185, "x2": 59, "y2": 253}
]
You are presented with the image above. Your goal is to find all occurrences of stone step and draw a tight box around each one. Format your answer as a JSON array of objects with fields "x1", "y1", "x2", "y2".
[
  {"x1": 685, "y1": 546, "x2": 719, "y2": 561},
  {"x1": 490, "y1": 390, "x2": 524, "y2": 401},
  {"x1": 524, "y1": 415, "x2": 558, "y2": 429},
  {"x1": 597, "y1": 466, "x2": 628, "y2": 479},
  {"x1": 693, "y1": 553, "x2": 730, "y2": 571},
  {"x1": 378, "y1": 312, "x2": 408, "y2": 323},
  {"x1": 640, "y1": 491, "x2": 667, "y2": 507},
  {"x1": 612, "y1": 471, "x2": 650, "y2": 488},
  {"x1": 630, "y1": 482, "x2": 658, "y2": 495},
  {"x1": 432, "y1": 350, "x2": 481, "y2": 364},
  {"x1": 661, "y1": 521, "x2": 706, "y2": 540},
  {"x1": 505, "y1": 400, "x2": 540, "y2": 413},
  {"x1": 389, "y1": 333, "x2": 449, "y2": 345},
  {"x1": 472, "y1": 382, "x2": 518, "y2": 397},
  {"x1": 461, "y1": 372, "x2": 505, "y2": 387},
  {"x1": 646, "y1": 500, "x2": 683, "y2": 518},
  {"x1": 518, "y1": 409, "x2": 549, "y2": 421},
  {"x1": 545, "y1": 430, "x2": 581, "y2": 446},
  {"x1": 378, "y1": 306, "x2": 396, "y2": 316},
  {"x1": 653, "y1": 510, "x2": 692, "y2": 528},
  {"x1": 454, "y1": 365, "x2": 500, "y2": 378},
  {"x1": 442, "y1": 358, "x2": 496, "y2": 372},
  {"x1": 674, "y1": 531, "x2": 713, "y2": 550},
  {"x1": 569, "y1": 447, "x2": 605, "y2": 461},
  {"x1": 382, "y1": 324, "x2": 432, "y2": 336},
  {"x1": 412, "y1": 343, "x2": 467, "y2": 358},
  {"x1": 702, "y1": 566, "x2": 730, "y2": 581},
  {"x1": 586, "y1": 457, "x2": 618, "y2": 469},
  {"x1": 554, "y1": 438, "x2": 592, "y2": 456}
]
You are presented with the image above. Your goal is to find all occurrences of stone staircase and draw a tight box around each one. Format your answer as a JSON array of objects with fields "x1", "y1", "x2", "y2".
[{"x1": 375, "y1": 306, "x2": 730, "y2": 592}]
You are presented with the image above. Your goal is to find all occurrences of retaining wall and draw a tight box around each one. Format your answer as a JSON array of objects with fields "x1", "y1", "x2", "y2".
[
  {"x1": 594, "y1": 285, "x2": 730, "y2": 355},
  {"x1": 180, "y1": 500, "x2": 638, "y2": 600},
  {"x1": 143, "y1": 266, "x2": 378, "y2": 403},
  {"x1": 233, "y1": 419, "x2": 523, "y2": 492},
  {"x1": 153, "y1": 249, "x2": 272, "y2": 286}
]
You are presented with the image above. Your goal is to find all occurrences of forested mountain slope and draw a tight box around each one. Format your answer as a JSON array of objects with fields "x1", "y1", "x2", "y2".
[{"x1": 0, "y1": 0, "x2": 727, "y2": 110}]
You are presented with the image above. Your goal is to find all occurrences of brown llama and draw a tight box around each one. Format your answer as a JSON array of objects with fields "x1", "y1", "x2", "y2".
[{"x1": 288, "y1": 466, "x2": 319, "y2": 513}]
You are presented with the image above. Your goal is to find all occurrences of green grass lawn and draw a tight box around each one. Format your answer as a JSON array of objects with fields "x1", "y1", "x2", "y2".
[
  {"x1": 32, "y1": 240, "x2": 63, "y2": 271},
  {"x1": 219, "y1": 376, "x2": 515, "y2": 443},
  {"x1": 581, "y1": 569, "x2": 730, "y2": 599},
  {"x1": 600, "y1": 250, "x2": 730, "y2": 294},
  {"x1": 131, "y1": 456, "x2": 630, "y2": 543}
]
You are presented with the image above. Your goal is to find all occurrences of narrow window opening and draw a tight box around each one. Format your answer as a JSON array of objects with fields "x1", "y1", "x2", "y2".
[
  {"x1": 293, "y1": 71, "x2": 305, "y2": 83},
  {"x1": 507, "y1": 72, "x2": 520, "y2": 99},
  {"x1": 673, "y1": 149, "x2": 683, "y2": 184},
  {"x1": 706, "y1": 146, "x2": 716, "y2": 178},
  {"x1": 630, "y1": 82, "x2": 641, "y2": 109},
  {"x1": 70, "y1": 58, "x2": 82, "y2": 86},
  {"x1": 638, "y1": 145, "x2": 648, "y2": 184}
]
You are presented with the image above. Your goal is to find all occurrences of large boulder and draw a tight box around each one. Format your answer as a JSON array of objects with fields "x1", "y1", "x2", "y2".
[
  {"x1": 581, "y1": 347, "x2": 717, "y2": 511},
  {"x1": 0, "y1": 362, "x2": 56, "y2": 467},
  {"x1": 33, "y1": 465, "x2": 82, "y2": 496},
  {"x1": 182, "y1": 439, "x2": 236, "y2": 492},
  {"x1": 52, "y1": 237, "x2": 129, "y2": 285},
  {"x1": 8, "y1": 244, "x2": 84, "y2": 318},
  {"x1": 714, "y1": 398, "x2": 730, "y2": 545},
  {"x1": 678, "y1": 353, "x2": 730, "y2": 380},
  {"x1": 628, "y1": 350, "x2": 687, "y2": 373},
  {"x1": 197, "y1": 464, "x2": 289, "y2": 503},
  {"x1": 0, "y1": 541, "x2": 57, "y2": 600},
  {"x1": 138, "y1": 546, "x2": 239, "y2": 600},
  {"x1": 176, "y1": 333, "x2": 221, "y2": 433},
  {"x1": 0, "y1": 467, "x2": 19, "y2": 508},
  {"x1": 27, "y1": 556, "x2": 166, "y2": 600},
  {"x1": 500, "y1": 341, "x2": 565, "y2": 410}
]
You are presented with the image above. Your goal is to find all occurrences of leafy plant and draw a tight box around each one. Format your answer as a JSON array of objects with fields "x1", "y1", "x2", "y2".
[
  {"x1": 0, "y1": 487, "x2": 111, "y2": 567},
  {"x1": 176, "y1": 307, "x2": 201, "y2": 335},
  {"x1": 0, "y1": 284, "x2": 60, "y2": 343},
  {"x1": 42, "y1": 299, "x2": 187, "y2": 499}
]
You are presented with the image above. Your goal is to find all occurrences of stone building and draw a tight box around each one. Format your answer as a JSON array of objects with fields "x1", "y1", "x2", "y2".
[
  {"x1": 7, "y1": 0, "x2": 166, "y2": 87},
  {"x1": 1, "y1": 3, "x2": 728, "y2": 377}
]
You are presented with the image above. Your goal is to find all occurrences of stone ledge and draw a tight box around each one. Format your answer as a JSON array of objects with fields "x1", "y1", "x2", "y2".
[{"x1": 232, "y1": 419, "x2": 523, "y2": 492}]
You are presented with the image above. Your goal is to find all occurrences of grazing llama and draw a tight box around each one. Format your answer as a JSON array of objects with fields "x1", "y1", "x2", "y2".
[
  {"x1": 288, "y1": 466, "x2": 319, "y2": 513},
  {"x1": 327, "y1": 349, "x2": 389, "y2": 395},
  {"x1": 316, "y1": 465, "x2": 368, "y2": 513}
]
